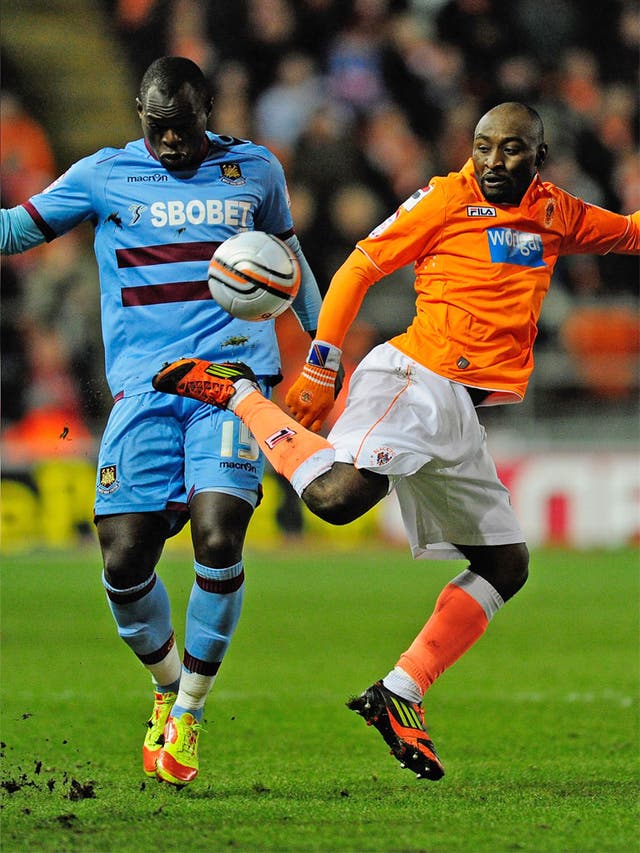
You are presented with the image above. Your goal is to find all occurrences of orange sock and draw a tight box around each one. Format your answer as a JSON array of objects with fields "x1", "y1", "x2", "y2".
[
  {"x1": 397, "y1": 580, "x2": 497, "y2": 695},
  {"x1": 234, "y1": 391, "x2": 334, "y2": 488}
]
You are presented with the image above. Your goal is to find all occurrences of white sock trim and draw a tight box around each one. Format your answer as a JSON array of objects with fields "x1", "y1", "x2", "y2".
[
  {"x1": 227, "y1": 378, "x2": 260, "y2": 412},
  {"x1": 450, "y1": 569, "x2": 504, "y2": 621},
  {"x1": 290, "y1": 448, "x2": 336, "y2": 496},
  {"x1": 382, "y1": 667, "x2": 423, "y2": 704},
  {"x1": 102, "y1": 570, "x2": 155, "y2": 595},
  {"x1": 194, "y1": 559, "x2": 243, "y2": 581}
]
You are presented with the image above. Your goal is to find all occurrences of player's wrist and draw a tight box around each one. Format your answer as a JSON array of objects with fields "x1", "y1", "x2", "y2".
[
  {"x1": 306, "y1": 340, "x2": 342, "y2": 372},
  {"x1": 300, "y1": 363, "x2": 338, "y2": 387}
]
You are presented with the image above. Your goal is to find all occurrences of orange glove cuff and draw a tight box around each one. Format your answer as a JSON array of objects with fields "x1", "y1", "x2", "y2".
[{"x1": 300, "y1": 363, "x2": 337, "y2": 388}]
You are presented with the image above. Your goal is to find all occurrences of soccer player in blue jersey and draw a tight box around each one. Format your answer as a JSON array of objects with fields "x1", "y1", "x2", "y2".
[{"x1": 1, "y1": 56, "x2": 322, "y2": 786}]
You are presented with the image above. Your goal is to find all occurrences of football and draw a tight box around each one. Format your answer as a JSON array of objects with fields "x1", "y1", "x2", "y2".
[{"x1": 208, "y1": 231, "x2": 301, "y2": 321}]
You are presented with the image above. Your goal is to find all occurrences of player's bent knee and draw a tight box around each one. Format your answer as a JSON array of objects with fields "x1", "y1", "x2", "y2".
[
  {"x1": 510, "y1": 542, "x2": 530, "y2": 593},
  {"x1": 97, "y1": 514, "x2": 167, "y2": 588},
  {"x1": 193, "y1": 527, "x2": 246, "y2": 566},
  {"x1": 301, "y1": 479, "x2": 347, "y2": 524},
  {"x1": 496, "y1": 542, "x2": 530, "y2": 601},
  {"x1": 190, "y1": 492, "x2": 253, "y2": 565},
  {"x1": 457, "y1": 541, "x2": 529, "y2": 602},
  {"x1": 102, "y1": 548, "x2": 155, "y2": 590},
  {"x1": 302, "y1": 465, "x2": 388, "y2": 525}
]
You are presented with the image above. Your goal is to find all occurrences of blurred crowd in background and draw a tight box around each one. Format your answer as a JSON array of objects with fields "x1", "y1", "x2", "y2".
[{"x1": 1, "y1": 0, "x2": 639, "y2": 464}]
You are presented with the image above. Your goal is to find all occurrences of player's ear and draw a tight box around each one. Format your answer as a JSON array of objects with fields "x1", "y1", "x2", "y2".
[
  {"x1": 535, "y1": 144, "x2": 548, "y2": 169},
  {"x1": 136, "y1": 98, "x2": 144, "y2": 118}
]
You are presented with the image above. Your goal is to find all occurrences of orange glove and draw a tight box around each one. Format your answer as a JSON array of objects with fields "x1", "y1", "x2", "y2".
[{"x1": 285, "y1": 341, "x2": 342, "y2": 432}]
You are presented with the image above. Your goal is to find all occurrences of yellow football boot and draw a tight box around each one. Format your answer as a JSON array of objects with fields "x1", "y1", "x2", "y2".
[
  {"x1": 155, "y1": 712, "x2": 202, "y2": 786},
  {"x1": 142, "y1": 691, "x2": 177, "y2": 777}
]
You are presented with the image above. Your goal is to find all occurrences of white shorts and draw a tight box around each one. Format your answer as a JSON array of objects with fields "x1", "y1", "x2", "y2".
[{"x1": 328, "y1": 343, "x2": 524, "y2": 559}]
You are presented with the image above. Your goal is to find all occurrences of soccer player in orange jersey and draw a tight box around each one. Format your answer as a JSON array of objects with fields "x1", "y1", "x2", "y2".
[{"x1": 154, "y1": 102, "x2": 640, "y2": 781}]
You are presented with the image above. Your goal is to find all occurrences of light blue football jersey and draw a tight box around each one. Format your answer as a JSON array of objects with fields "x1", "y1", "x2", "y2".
[{"x1": 20, "y1": 132, "x2": 301, "y2": 396}]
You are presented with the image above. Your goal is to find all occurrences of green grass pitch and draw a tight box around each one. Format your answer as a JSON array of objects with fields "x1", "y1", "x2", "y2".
[{"x1": 1, "y1": 545, "x2": 638, "y2": 852}]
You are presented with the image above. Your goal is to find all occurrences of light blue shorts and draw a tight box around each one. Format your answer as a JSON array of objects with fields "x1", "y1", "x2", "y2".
[{"x1": 94, "y1": 389, "x2": 266, "y2": 523}]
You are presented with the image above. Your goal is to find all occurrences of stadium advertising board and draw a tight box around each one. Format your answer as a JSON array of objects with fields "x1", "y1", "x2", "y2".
[{"x1": 1, "y1": 452, "x2": 638, "y2": 552}]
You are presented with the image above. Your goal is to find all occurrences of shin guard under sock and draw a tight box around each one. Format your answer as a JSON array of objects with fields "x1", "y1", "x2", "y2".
[
  {"x1": 396, "y1": 569, "x2": 504, "y2": 695},
  {"x1": 103, "y1": 571, "x2": 174, "y2": 663},
  {"x1": 234, "y1": 391, "x2": 335, "y2": 494}
]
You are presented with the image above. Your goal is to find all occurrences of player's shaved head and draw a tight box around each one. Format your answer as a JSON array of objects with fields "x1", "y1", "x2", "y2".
[
  {"x1": 139, "y1": 56, "x2": 211, "y2": 110},
  {"x1": 474, "y1": 102, "x2": 545, "y2": 148}
]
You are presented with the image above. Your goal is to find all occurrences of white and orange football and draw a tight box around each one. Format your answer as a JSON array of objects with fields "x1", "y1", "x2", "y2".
[{"x1": 208, "y1": 231, "x2": 301, "y2": 322}]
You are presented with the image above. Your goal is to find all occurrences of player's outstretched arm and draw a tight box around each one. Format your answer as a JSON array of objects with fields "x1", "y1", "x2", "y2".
[
  {"x1": 284, "y1": 234, "x2": 322, "y2": 333},
  {"x1": 1, "y1": 206, "x2": 47, "y2": 254}
]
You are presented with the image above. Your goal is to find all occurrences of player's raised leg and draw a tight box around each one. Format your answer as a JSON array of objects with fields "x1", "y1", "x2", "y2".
[{"x1": 153, "y1": 358, "x2": 337, "y2": 493}]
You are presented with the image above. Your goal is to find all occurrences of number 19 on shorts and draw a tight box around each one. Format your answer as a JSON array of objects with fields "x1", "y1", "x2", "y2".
[{"x1": 220, "y1": 420, "x2": 259, "y2": 461}]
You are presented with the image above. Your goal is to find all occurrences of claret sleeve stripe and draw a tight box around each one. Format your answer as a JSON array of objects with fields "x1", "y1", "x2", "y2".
[{"x1": 23, "y1": 201, "x2": 57, "y2": 241}]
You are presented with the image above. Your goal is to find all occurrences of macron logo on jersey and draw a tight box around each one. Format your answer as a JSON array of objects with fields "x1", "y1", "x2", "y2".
[
  {"x1": 127, "y1": 174, "x2": 168, "y2": 183},
  {"x1": 487, "y1": 228, "x2": 545, "y2": 267}
]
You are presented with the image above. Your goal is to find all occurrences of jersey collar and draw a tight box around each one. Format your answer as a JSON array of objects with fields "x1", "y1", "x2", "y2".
[{"x1": 143, "y1": 134, "x2": 212, "y2": 171}]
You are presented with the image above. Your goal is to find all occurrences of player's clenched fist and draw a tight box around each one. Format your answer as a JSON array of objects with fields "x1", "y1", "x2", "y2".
[{"x1": 285, "y1": 341, "x2": 342, "y2": 432}]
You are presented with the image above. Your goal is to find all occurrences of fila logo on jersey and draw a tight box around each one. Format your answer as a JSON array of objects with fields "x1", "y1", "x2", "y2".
[
  {"x1": 149, "y1": 199, "x2": 252, "y2": 227},
  {"x1": 467, "y1": 205, "x2": 497, "y2": 217},
  {"x1": 487, "y1": 228, "x2": 544, "y2": 267}
]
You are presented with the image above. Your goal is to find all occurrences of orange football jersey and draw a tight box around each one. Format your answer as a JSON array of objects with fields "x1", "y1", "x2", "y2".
[{"x1": 318, "y1": 159, "x2": 639, "y2": 403}]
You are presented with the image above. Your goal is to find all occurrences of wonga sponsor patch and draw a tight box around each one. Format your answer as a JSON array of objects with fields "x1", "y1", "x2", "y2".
[{"x1": 486, "y1": 228, "x2": 545, "y2": 267}]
